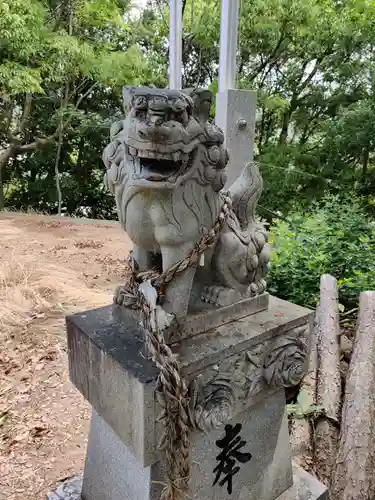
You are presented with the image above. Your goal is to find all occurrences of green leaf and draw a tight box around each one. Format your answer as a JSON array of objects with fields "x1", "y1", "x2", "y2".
[
  {"x1": 297, "y1": 390, "x2": 313, "y2": 414},
  {"x1": 286, "y1": 404, "x2": 298, "y2": 415}
]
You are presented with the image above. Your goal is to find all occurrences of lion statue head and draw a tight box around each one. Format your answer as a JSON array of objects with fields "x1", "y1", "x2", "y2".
[{"x1": 103, "y1": 87, "x2": 229, "y2": 193}]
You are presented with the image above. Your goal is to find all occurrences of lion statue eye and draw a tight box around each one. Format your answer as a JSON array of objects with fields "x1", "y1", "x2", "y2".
[
  {"x1": 173, "y1": 109, "x2": 188, "y2": 124},
  {"x1": 171, "y1": 98, "x2": 185, "y2": 111},
  {"x1": 135, "y1": 110, "x2": 147, "y2": 120},
  {"x1": 134, "y1": 96, "x2": 147, "y2": 109}
]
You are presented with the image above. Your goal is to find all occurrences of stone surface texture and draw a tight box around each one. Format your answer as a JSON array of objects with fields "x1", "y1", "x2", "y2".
[
  {"x1": 215, "y1": 89, "x2": 257, "y2": 187},
  {"x1": 81, "y1": 393, "x2": 293, "y2": 500},
  {"x1": 48, "y1": 452, "x2": 327, "y2": 500},
  {"x1": 47, "y1": 475, "x2": 82, "y2": 500},
  {"x1": 66, "y1": 305, "x2": 158, "y2": 467},
  {"x1": 65, "y1": 297, "x2": 321, "y2": 500},
  {"x1": 61, "y1": 84, "x2": 328, "y2": 500},
  {"x1": 67, "y1": 296, "x2": 313, "y2": 466},
  {"x1": 102, "y1": 86, "x2": 269, "y2": 324},
  {"x1": 114, "y1": 291, "x2": 270, "y2": 344},
  {"x1": 278, "y1": 465, "x2": 328, "y2": 500}
]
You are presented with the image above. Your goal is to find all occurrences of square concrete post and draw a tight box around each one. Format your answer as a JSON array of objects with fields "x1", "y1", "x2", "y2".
[{"x1": 215, "y1": 89, "x2": 257, "y2": 187}]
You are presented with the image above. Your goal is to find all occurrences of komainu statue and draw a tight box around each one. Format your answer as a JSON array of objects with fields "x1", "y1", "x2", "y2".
[{"x1": 103, "y1": 87, "x2": 270, "y2": 324}]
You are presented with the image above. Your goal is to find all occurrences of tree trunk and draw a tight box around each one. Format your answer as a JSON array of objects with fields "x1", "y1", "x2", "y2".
[
  {"x1": 263, "y1": 113, "x2": 274, "y2": 148},
  {"x1": 53, "y1": 1, "x2": 73, "y2": 216},
  {"x1": 258, "y1": 106, "x2": 266, "y2": 154},
  {"x1": 315, "y1": 274, "x2": 341, "y2": 485},
  {"x1": 54, "y1": 136, "x2": 63, "y2": 216},
  {"x1": 0, "y1": 145, "x2": 18, "y2": 210},
  {"x1": 330, "y1": 291, "x2": 375, "y2": 500},
  {"x1": 361, "y1": 148, "x2": 370, "y2": 200},
  {"x1": 0, "y1": 165, "x2": 4, "y2": 211},
  {"x1": 362, "y1": 147, "x2": 369, "y2": 187},
  {"x1": 0, "y1": 145, "x2": 17, "y2": 172},
  {"x1": 278, "y1": 110, "x2": 290, "y2": 145}
]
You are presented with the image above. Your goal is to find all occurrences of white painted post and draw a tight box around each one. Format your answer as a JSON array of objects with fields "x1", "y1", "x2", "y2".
[
  {"x1": 218, "y1": 0, "x2": 240, "y2": 92},
  {"x1": 169, "y1": 0, "x2": 182, "y2": 89},
  {"x1": 215, "y1": 0, "x2": 257, "y2": 188}
]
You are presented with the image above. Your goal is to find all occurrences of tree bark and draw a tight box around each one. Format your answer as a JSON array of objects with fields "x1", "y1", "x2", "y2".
[
  {"x1": 53, "y1": 1, "x2": 74, "y2": 215},
  {"x1": 0, "y1": 145, "x2": 17, "y2": 172},
  {"x1": 290, "y1": 309, "x2": 318, "y2": 468},
  {"x1": 248, "y1": 22, "x2": 288, "y2": 82},
  {"x1": 330, "y1": 291, "x2": 375, "y2": 500},
  {"x1": 0, "y1": 83, "x2": 97, "y2": 177},
  {"x1": 0, "y1": 164, "x2": 4, "y2": 211},
  {"x1": 278, "y1": 109, "x2": 291, "y2": 145},
  {"x1": 54, "y1": 132, "x2": 64, "y2": 216},
  {"x1": 315, "y1": 274, "x2": 341, "y2": 485},
  {"x1": 362, "y1": 147, "x2": 369, "y2": 184}
]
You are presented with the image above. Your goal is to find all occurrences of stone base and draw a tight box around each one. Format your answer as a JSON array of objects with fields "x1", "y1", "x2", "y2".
[
  {"x1": 66, "y1": 296, "x2": 313, "y2": 467},
  {"x1": 81, "y1": 392, "x2": 293, "y2": 500},
  {"x1": 64, "y1": 296, "x2": 318, "y2": 500},
  {"x1": 46, "y1": 465, "x2": 327, "y2": 500},
  {"x1": 47, "y1": 475, "x2": 82, "y2": 500},
  {"x1": 113, "y1": 292, "x2": 270, "y2": 344},
  {"x1": 277, "y1": 465, "x2": 328, "y2": 500}
]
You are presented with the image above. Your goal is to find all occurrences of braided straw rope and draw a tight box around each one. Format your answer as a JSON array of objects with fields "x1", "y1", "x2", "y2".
[{"x1": 116, "y1": 194, "x2": 233, "y2": 500}]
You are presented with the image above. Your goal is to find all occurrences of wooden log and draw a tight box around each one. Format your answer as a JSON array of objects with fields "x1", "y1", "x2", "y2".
[
  {"x1": 290, "y1": 310, "x2": 318, "y2": 469},
  {"x1": 315, "y1": 274, "x2": 341, "y2": 485},
  {"x1": 330, "y1": 291, "x2": 375, "y2": 500}
]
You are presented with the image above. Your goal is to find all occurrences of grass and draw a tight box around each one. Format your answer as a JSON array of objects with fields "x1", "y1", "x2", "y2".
[{"x1": 0, "y1": 255, "x2": 110, "y2": 341}]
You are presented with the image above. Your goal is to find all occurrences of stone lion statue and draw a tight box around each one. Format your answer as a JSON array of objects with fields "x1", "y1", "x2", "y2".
[{"x1": 102, "y1": 87, "x2": 270, "y2": 322}]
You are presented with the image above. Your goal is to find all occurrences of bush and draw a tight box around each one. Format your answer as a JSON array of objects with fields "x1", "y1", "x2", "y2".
[{"x1": 268, "y1": 195, "x2": 375, "y2": 308}]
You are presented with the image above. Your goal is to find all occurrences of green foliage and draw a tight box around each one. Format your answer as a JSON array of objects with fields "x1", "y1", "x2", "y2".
[
  {"x1": 0, "y1": 0, "x2": 158, "y2": 212},
  {"x1": 2, "y1": 0, "x2": 375, "y2": 225},
  {"x1": 138, "y1": 0, "x2": 375, "y2": 214},
  {"x1": 286, "y1": 390, "x2": 324, "y2": 419},
  {"x1": 0, "y1": 0, "x2": 148, "y2": 97},
  {"x1": 268, "y1": 196, "x2": 375, "y2": 307}
]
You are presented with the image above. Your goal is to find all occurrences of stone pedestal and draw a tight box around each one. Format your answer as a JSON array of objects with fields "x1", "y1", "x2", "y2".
[{"x1": 62, "y1": 296, "x2": 328, "y2": 500}]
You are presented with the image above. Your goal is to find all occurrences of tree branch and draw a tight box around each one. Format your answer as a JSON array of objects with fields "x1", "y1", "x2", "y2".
[
  {"x1": 259, "y1": 54, "x2": 283, "y2": 87},
  {"x1": 2, "y1": 101, "x2": 14, "y2": 139},
  {"x1": 1, "y1": 83, "x2": 98, "y2": 168},
  {"x1": 248, "y1": 22, "x2": 288, "y2": 82},
  {"x1": 155, "y1": 0, "x2": 168, "y2": 29},
  {"x1": 278, "y1": 59, "x2": 321, "y2": 145},
  {"x1": 182, "y1": 0, "x2": 187, "y2": 18},
  {"x1": 297, "y1": 58, "x2": 321, "y2": 96},
  {"x1": 16, "y1": 93, "x2": 33, "y2": 136},
  {"x1": 0, "y1": 144, "x2": 17, "y2": 171},
  {"x1": 54, "y1": 0, "x2": 74, "y2": 215}
]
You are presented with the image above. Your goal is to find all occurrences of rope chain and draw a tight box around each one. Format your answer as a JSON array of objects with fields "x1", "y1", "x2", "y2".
[{"x1": 117, "y1": 194, "x2": 233, "y2": 500}]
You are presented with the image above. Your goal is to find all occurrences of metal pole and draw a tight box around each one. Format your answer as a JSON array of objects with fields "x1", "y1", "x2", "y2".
[
  {"x1": 218, "y1": 0, "x2": 240, "y2": 92},
  {"x1": 169, "y1": 0, "x2": 182, "y2": 89}
]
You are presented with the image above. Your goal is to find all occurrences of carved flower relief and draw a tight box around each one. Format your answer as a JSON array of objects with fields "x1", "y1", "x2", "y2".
[
  {"x1": 186, "y1": 343, "x2": 268, "y2": 433},
  {"x1": 262, "y1": 327, "x2": 309, "y2": 388},
  {"x1": 243, "y1": 343, "x2": 267, "y2": 398},
  {"x1": 185, "y1": 325, "x2": 309, "y2": 434},
  {"x1": 187, "y1": 373, "x2": 237, "y2": 433}
]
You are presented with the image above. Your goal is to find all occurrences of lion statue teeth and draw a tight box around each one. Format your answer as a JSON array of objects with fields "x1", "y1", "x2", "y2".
[{"x1": 103, "y1": 86, "x2": 270, "y2": 322}]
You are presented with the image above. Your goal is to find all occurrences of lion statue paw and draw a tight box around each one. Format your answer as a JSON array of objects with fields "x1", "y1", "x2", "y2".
[{"x1": 201, "y1": 286, "x2": 243, "y2": 308}]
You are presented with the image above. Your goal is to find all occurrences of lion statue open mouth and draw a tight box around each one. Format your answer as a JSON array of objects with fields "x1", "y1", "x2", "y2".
[
  {"x1": 104, "y1": 87, "x2": 227, "y2": 190},
  {"x1": 103, "y1": 86, "x2": 270, "y2": 322}
]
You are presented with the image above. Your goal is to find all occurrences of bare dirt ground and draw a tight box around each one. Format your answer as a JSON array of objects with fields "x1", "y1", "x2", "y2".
[{"x1": 0, "y1": 213, "x2": 132, "y2": 500}]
